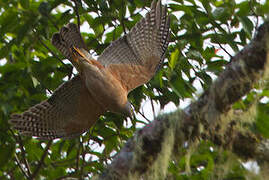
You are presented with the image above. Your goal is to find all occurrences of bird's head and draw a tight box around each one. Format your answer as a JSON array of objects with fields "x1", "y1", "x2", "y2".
[
  {"x1": 70, "y1": 46, "x2": 92, "y2": 71},
  {"x1": 122, "y1": 101, "x2": 134, "y2": 119}
]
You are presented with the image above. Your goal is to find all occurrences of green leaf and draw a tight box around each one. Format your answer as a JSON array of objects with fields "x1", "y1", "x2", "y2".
[
  {"x1": 256, "y1": 104, "x2": 269, "y2": 138},
  {"x1": 195, "y1": 71, "x2": 212, "y2": 89},
  {"x1": 0, "y1": 143, "x2": 15, "y2": 168},
  {"x1": 0, "y1": 0, "x2": 267, "y2": 178},
  {"x1": 239, "y1": 16, "x2": 253, "y2": 38},
  {"x1": 20, "y1": 0, "x2": 29, "y2": 9},
  {"x1": 0, "y1": 9, "x2": 19, "y2": 36},
  {"x1": 31, "y1": 76, "x2": 40, "y2": 87},
  {"x1": 212, "y1": 7, "x2": 230, "y2": 22},
  {"x1": 258, "y1": 0, "x2": 269, "y2": 14},
  {"x1": 169, "y1": 75, "x2": 194, "y2": 98},
  {"x1": 169, "y1": 4, "x2": 193, "y2": 16},
  {"x1": 236, "y1": 1, "x2": 250, "y2": 17},
  {"x1": 38, "y1": 2, "x2": 51, "y2": 16},
  {"x1": 206, "y1": 60, "x2": 227, "y2": 73},
  {"x1": 169, "y1": 49, "x2": 179, "y2": 70}
]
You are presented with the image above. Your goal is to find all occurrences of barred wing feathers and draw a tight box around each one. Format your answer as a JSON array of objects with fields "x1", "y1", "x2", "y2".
[
  {"x1": 98, "y1": 0, "x2": 170, "y2": 92},
  {"x1": 9, "y1": 76, "x2": 104, "y2": 139}
]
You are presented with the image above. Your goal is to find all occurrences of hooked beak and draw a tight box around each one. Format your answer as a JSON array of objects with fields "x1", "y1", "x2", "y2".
[
  {"x1": 70, "y1": 46, "x2": 93, "y2": 73},
  {"x1": 69, "y1": 46, "x2": 83, "y2": 71},
  {"x1": 71, "y1": 46, "x2": 87, "y2": 60}
]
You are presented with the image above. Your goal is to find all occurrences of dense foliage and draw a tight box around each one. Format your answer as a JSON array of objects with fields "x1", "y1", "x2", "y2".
[{"x1": 0, "y1": 0, "x2": 269, "y2": 179}]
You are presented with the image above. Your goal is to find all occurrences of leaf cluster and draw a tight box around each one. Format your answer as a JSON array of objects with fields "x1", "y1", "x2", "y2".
[{"x1": 0, "y1": 0, "x2": 269, "y2": 179}]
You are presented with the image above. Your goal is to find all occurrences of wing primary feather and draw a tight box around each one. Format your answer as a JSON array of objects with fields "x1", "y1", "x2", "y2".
[
  {"x1": 98, "y1": 0, "x2": 170, "y2": 91},
  {"x1": 9, "y1": 0, "x2": 170, "y2": 138},
  {"x1": 9, "y1": 76, "x2": 104, "y2": 140}
]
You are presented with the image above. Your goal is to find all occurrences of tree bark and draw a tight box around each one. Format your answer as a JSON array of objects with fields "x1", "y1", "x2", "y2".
[{"x1": 94, "y1": 21, "x2": 269, "y2": 180}]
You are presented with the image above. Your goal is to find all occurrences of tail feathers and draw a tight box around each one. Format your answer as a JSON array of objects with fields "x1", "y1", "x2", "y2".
[{"x1": 52, "y1": 23, "x2": 91, "y2": 62}]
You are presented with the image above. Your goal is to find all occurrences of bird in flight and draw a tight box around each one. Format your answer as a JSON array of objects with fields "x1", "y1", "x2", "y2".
[{"x1": 9, "y1": 0, "x2": 170, "y2": 139}]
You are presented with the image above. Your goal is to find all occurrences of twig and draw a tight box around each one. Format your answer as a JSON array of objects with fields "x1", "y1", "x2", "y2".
[
  {"x1": 76, "y1": 138, "x2": 81, "y2": 172},
  {"x1": 34, "y1": 32, "x2": 75, "y2": 79},
  {"x1": 30, "y1": 140, "x2": 52, "y2": 179},
  {"x1": 112, "y1": 22, "x2": 117, "y2": 41},
  {"x1": 10, "y1": 129, "x2": 32, "y2": 177},
  {"x1": 72, "y1": 0, "x2": 81, "y2": 32},
  {"x1": 1, "y1": 166, "x2": 17, "y2": 179},
  {"x1": 213, "y1": 28, "x2": 233, "y2": 58},
  {"x1": 137, "y1": 109, "x2": 151, "y2": 123},
  {"x1": 249, "y1": 0, "x2": 259, "y2": 35},
  {"x1": 80, "y1": 139, "x2": 86, "y2": 179},
  {"x1": 95, "y1": 21, "x2": 269, "y2": 180},
  {"x1": 121, "y1": 0, "x2": 127, "y2": 35},
  {"x1": 150, "y1": 98, "x2": 156, "y2": 119},
  {"x1": 14, "y1": 154, "x2": 30, "y2": 179},
  {"x1": 120, "y1": 18, "x2": 127, "y2": 35},
  {"x1": 35, "y1": 34, "x2": 69, "y2": 68},
  {"x1": 47, "y1": 15, "x2": 59, "y2": 30},
  {"x1": 50, "y1": 158, "x2": 77, "y2": 167},
  {"x1": 55, "y1": 173, "x2": 76, "y2": 180},
  {"x1": 17, "y1": 135, "x2": 32, "y2": 176}
]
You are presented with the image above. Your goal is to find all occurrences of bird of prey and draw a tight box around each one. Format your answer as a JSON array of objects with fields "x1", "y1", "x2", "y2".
[{"x1": 9, "y1": 0, "x2": 170, "y2": 139}]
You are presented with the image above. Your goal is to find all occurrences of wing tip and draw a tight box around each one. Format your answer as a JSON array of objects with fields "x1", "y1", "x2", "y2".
[
  {"x1": 8, "y1": 113, "x2": 22, "y2": 126},
  {"x1": 151, "y1": 0, "x2": 157, "y2": 9},
  {"x1": 51, "y1": 33, "x2": 61, "y2": 46}
]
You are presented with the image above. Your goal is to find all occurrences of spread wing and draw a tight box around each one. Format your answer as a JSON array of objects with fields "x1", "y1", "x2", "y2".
[
  {"x1": 9, "y1": 76, "x2": 104, "y2": 140},
  {"x1": 98, "y1": 0, "x2": 170, "y2": 92}
]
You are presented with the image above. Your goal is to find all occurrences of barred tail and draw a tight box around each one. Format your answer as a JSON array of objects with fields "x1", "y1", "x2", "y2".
[{"x1": 51, "y1": 23, "x2": 92, "y2": 65}]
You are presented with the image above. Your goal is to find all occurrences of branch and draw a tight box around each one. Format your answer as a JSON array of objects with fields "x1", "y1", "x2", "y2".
[
  {"x1": 72, "y1": 0, "x2": 81, "y2": 31},
  {"x1": 30, "y1": 140, "x2": 52, "y2": 179},
  {"x1": 213, "y1": 28, "x2": 233, "y2": 58},
  {"x1": 257, "y1": 139, "x2": 269, "y2": 163},
  {"x1": 184, "y1": 20, "x2": 268, "y2": 132},
  {"x1": 201, "y1": 116, "x2": 269, "y2": 163},
  {"x1": 10, "y1": 129, "x2": 32, "y2": 178},
  {"x1": 14, "y1": 154, "x2": 30, "y2": 179},
  {"x1": 94, "y1": 21, "x2": 269, "y2": 179},
  {"x1": 120, "y1": 0, "x2": 127, "y2": 35}
]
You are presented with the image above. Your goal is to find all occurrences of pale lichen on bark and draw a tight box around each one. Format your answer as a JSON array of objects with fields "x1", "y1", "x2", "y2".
[{"x1": 94, "y1": 21, "x2": 269, "y2": 180}]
